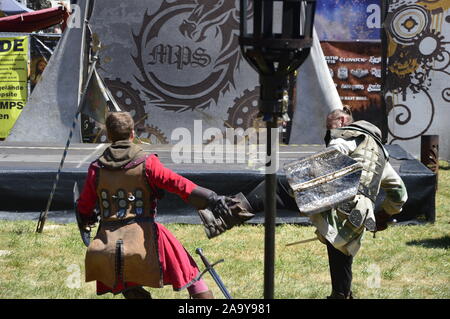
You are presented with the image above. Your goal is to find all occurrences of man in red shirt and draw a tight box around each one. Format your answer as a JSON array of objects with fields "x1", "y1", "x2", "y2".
[{"x1": 76, "y1": 112, "x2": 254, "y2": 298}]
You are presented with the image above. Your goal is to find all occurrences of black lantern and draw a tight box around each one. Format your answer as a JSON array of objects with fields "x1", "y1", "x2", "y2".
[
  {"x1": 240, "y1": 0, "x2": 316, "y2": 120},
  {"x1": 239, "y1": 0, "x2": 316, "y2": 299}
]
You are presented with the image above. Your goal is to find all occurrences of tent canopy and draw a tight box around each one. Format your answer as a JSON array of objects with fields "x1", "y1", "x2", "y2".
[
  {"x1": 0, "y1": 6, "x2": 69, "y2": 32},
  {"x1": 0, "y1": 0, "x2": 33, "y2": 16}
]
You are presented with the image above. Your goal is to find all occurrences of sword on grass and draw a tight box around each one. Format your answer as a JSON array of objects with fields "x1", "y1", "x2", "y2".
[{"x1": 196, "y1": 248, "x2": 232, "y2": 299}]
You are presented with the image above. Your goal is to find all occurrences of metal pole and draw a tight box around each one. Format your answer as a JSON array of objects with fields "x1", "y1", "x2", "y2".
[
  {"x1": 264, "y1": 115, "x2": 278, "y2": 299},
  {"x1": 380, "y1": 0, "x2": 389, "y2": 143}
]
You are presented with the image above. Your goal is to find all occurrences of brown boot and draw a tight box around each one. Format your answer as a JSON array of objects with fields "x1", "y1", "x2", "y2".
[
  {"x1": 190, "y1": 290, "x2": 214, "y2": 299},
  {"x1": 122, "y1": 286, "x2": 152, "y2": 299}
]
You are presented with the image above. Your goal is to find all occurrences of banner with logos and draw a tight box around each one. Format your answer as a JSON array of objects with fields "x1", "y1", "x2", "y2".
[
  {"x1": 0, "y1": 35, "x2": 28, "y2": 139},
  {"x1": 321, "y1": 41, "x2": 387, "y2": 138}
]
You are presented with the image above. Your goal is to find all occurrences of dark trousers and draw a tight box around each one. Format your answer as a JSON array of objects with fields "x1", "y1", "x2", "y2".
[
  {"x1": 326, "y1": 240, "x2": 353, "y2": 296},
  {"x1": 246, "y1": 179, "x2": 354, "y2": 295}
]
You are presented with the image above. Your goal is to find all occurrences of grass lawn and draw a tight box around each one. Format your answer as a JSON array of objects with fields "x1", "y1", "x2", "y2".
[{"x1": 0, "y1": 161, "x2": 448, "y2": 299}]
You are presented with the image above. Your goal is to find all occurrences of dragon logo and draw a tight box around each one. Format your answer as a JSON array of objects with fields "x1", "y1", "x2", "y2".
[{"x1": 132, "y1": 0, "x2": 241, "y2": 112}]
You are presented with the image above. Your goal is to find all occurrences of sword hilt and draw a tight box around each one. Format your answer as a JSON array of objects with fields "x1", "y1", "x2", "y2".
[
  {"x1": 197, "y1": 260, "x2": 225, "y2": 280},
  {"x1": 196, "y1": 248, "x2": 232, "y2": 299},
  {"x1": 196, "y1": 248, "x2": 211, "y2": 268},
  {"x1": 196, "y1": 248, "x2": 224, "y2": 272}
]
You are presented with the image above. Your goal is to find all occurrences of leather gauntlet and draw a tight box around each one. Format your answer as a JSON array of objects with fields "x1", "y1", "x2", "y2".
[{"x1": 189, "y1": 187, "x2": 255, "y2": 238}]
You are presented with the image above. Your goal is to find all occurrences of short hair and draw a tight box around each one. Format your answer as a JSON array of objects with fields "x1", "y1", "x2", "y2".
[
  {"x1": 327, "y1": 105, "x2": 354, "y2": 123},
  {"x1": 105, "y1": 112, "x2": 134, "y2": 142}
]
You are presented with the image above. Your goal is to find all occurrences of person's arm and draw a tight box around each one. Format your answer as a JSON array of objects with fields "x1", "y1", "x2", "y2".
[
  {"x1": 144, "y1": 154, "x2": 197, "y2": 202},
  {"x1": 145, "y1": 155, "x2": 254, "y2": 238},
  {"x1": 144, "y1": 154, "x2": 225, "y2": 209},
  {"x1": 328, "y1": 137, "x2": 357, "y2": 155},
  {"x1": 375, "y1": 161, "x2": 408, "y2": 231},
  {"x1": 76, "y1": 163, "x2": 99, "y2": 216},
  {"x1": 380, "y1": 161, "x2": 408, "y2": 215}
]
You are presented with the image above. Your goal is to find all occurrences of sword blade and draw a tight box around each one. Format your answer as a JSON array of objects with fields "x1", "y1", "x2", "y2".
[
  {"x1": 209, "y1": 267, "x2": 233, "y2": 299},
  {"x1": 285, "y1": 237, "x2": 319, "y2": 247}
]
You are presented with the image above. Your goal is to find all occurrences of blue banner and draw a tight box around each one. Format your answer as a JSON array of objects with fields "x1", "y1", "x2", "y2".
[{"x1": 315, "y1": 0, "x2": 382, "y2": 41}]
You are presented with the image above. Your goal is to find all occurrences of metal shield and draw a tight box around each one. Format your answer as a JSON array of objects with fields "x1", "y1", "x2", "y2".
[
  {"x1": 74, "y1": 182, "x2": 91, "y2": 247},
  {"x1": 283, "y1": 148, "x2": 363, "y2": 216}
]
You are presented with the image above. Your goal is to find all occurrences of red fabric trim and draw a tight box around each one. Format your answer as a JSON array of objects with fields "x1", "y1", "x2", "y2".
[{"x1": 0, "y1": 7, "x2": 69, "y2": 32}]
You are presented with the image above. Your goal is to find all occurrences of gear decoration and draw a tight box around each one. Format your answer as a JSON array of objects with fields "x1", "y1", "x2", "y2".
[
  {"x1": 387, "y1": 27, "x2": 448, "y2": 95},
  {"x1": 138, "y1": 124, "x2": 169, "y2": 144},
  {"x1": 203, "y1": 88, "x2": 265, "y2": 145},
  {"x1": 226, "y1": 87, "x2": 265, "y2": 132},
  {"x1": 414, "y1": 30, "x2": 446, "y2": 66},
  {"x1": 388, "y1": 4, "x2": 431, "y2": 45},
  {"x1": 385, "y1": 1, "x2": 449, "y2": 144},
  {"x1": 104, "y1": 78, "x2": 147, "y2": 134}
]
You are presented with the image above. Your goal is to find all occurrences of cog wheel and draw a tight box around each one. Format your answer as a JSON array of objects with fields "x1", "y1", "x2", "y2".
[
  {"x1": 226, "y1": 87, "x2": 265, "y2": 131},
  {"x1": 104, "y1": 78, "x2": 147, "y2": 134},
  {"x1": 388, "y1": 4, "x2": 431, "y2": 45},
  {"x1": 413, "y1": 29, "x2": 446, "y2": 65},
  {"x1": 138, "y1": 124, "x2": 169, "y2": 144}
]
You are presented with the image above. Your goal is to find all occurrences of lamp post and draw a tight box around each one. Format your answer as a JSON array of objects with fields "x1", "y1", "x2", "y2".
[{"x1": 239, "y1": 0, "x2": 316, "y2": 299}]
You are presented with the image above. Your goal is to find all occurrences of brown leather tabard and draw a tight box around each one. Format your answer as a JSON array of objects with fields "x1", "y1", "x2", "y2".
[{"x1": 85, "y1": 158, "x2": 163, "y2": 289}]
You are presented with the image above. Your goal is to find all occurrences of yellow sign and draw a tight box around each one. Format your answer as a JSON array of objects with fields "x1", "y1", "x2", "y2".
[{"x1": 0, "y1": 36, "x2": 28, "y2": 138}]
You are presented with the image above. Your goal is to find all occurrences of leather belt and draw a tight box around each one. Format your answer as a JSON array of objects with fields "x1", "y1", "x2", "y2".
[{"x1": 101, "y1": 216, "x2": 155, "y2": 226}]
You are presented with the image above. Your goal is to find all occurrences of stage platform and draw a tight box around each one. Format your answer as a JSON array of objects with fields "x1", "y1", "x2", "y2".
[{"x1": 0, "y1": 142, "x2": 436, "y2": 225}]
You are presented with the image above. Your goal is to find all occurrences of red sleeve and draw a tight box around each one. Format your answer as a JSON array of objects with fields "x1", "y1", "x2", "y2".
[
  {"x1": 145, "y1": 155, "x2": 197, "y2": 202},
  {"x1": 77, "y1": 163, "x2": 98, "y2": 216}
]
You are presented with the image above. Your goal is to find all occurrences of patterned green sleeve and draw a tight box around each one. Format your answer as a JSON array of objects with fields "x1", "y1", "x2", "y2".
[{"x1": 380, "y1": 162, "x2": 408, "y2": 215}]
